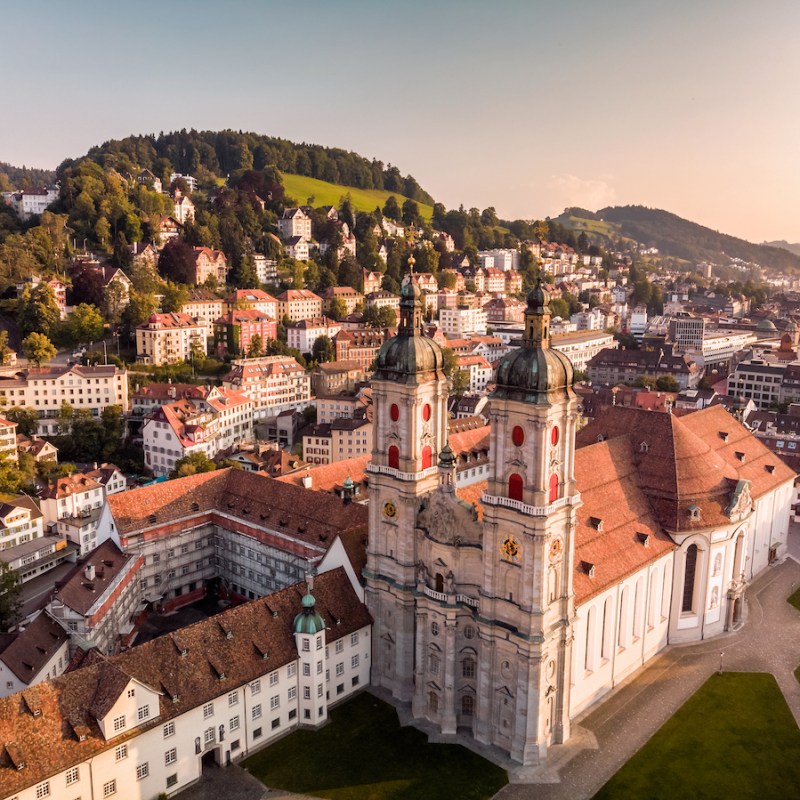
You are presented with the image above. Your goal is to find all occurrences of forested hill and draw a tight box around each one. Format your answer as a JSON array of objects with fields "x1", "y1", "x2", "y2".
[
  {"x1": 0, "y1": 161, "x2": 56, "y2": 191},
  {"x1": 58, "y1": 130, "x2": 434, "y2": 205},
  {"x1": 597, "y1": 205, "x2": 800, "y2": 272}
]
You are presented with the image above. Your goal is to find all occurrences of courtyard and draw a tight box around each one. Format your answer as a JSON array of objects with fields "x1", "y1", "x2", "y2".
[
  {"x1": 242, "y1": 692, "x2": 508, "y2": 800},
  {"x1": 593, "y1": 672, "x2": 800, "y2": 799}
]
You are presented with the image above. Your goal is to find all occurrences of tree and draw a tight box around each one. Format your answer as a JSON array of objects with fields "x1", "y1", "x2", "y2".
[
  {"x1": 247, "y1": 334, "x2": 264, "y2": 358},
  {"x1": 655, "y1": 375, "x2": 680, "y2": 392},
  {"x1": 0, "y1": 330, "x2": 12, "y2": 365},
  {"x1": 18, "y1": 283, "x2": 61, "y2": 338},
  {"x1": 161, "y1": 281, "x2": 189, "y2": 313},
  {"x1": 102, "y1": 280, "x2": 128, "y2": 328},
  {"x1": 71, "y1": 267, "x2": 105, "y2": 307},
  {"x1": 402, "y1": 199, "x2": 420, "y2": 226},
  {"x1": 171, "y1": 451, "x2": 217, "y2": 478},
  {"x1": 451, "y1": 368, "x2": 470, "y2": 398},
  {"x1": 22, "y1": 332, "x2": 56, "y2": 367},
  {"x1": 382, "y1": 196, "x2": 401, "y2": 221},
  {"x1": 441, "y1": 347, "x2": 458, "y2": 378},
  {"x1": 0, "y1": 560, "x2": 22, "y2": 630},
  {"x1": 376, "y1": 306, "x2": 397, "y2": 328},
  {"x1": 311, "y1": 335, "x2": 335, "y2": 363},
  {"x1": 328, "y1": 296, "x2": 347, "y2": 321},
  {"x1": 4, "y1": 407, "x2": 38, "y2": 437},
  {"x1": 157, "y1": 238, "x2": 196, "y2": 284},
  {"x1": 66, "y1": 303, "x2": 105, "y2": 346}
]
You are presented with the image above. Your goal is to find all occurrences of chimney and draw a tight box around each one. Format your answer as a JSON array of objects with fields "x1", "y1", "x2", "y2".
[
  {"x1": 301, "y1": 475, "x2": 313, "y2": 489},
  {"x1": 84, "y1": 564, "x2": 95, "y2": 581}
]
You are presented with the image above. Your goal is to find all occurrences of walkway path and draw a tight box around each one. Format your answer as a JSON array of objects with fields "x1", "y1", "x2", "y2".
[{"x1": 495, "y1": 534, "x2": 800, "y2": 800}]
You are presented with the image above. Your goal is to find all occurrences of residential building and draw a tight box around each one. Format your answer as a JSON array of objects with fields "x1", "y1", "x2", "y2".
[
  {"x1": 157, "y1": 215, "x2": 181, "y2": 242},
  {"x1": 191, "y1": 247, "x2": 229, "y2": 285},
  {"x1": 47, "y1": 540, "x2": 144, "y2": 654},
  {"x1": 303, "y1": 413, "x2": 372, "y2": 465},
  {"x1": 136, "y1": 313, "x2": 209, "y2": 366},
  {"x1": 456, "y1": 354, "x2": 493, "y2": 394},
  {"x1": 333, "y1": 328, "x2": 390, "y2": 371},
  {"x1": 322, "y1": 286, "x2": 364, "y2": 317},
  {"x1": 587, "y1": 345, "x2": 701, "y2": 389},
  {"x1": 0, "y1": 495, "x2": 44, "y2": 555},
  {"x1": 310, "y1": 361, "x2": 365, "y2": 397},
  {"x1": 628, "y1": 305, "x2": 649, "y2": 339},
  {"x1": 169, "y1": 172, "x2": 198, "y2": 192},
  {"x1": 222, "y1": 356, "x2": 311, "y2": 420},
  {"x1": 483, "y1": 297, "x2": 526, "y2": 324},
  {"x1": 276, "y1": 289, "x2": 323, "y2": 323},
  {"x1": 277, "y1": 207, "x2": 312, "y2": 241},
  {"x1": 439, "y1": 306, "x2": 488, "y2": 337},
  {"x1": 15, "y1": 433, "x2": 58, "y2": 463},
  {"x1": 365, "y1": 291, "x2": 400, "y2": 313},
  {"x1": 253, "y1": 254, "x2": 278, "y2": 284},
  {"x1": 283, "y1": 236, "x2": 311, "y2": 261},
  {"x1": 316, "y1": 389, "x2": 373, "y2": 425},
  {"x1": 286, "y1": 316, "x2": 341, "y2": 353},
  {"x1": 142, "y1": 387, "x2": 254, "y2": 477},
  {"x1": 213, "y1": 310, "x2": 277, "y2": 357},
  {"x1": 0, "y1": 417, "x2": 17, "y2": 465},
  {"x1": 726, "y1": 359, "x2": 790, "y2": 410},
  {"x1": 180, "y1": 288, "x2": 225, "y2": 325},
  {"x1": 129, "y1": 242, "x2": 159, "y2": 269},
  {"x1": 40, "y1": 472, "x2": 105, "y2": 556},
  {"x1": 478, "y1": 248, "x2": 518, "y2": 271},
  {"x1": 484, "y1": 267, "x2": 507, "y2": 294},
  {"x1": 0, "y1": 365, "x2": 129, "y2": 437},
  {"x1": 5, "y1": 186, "x2": 59, "y2": 220},
  {"x1": 225, "y1": 289, "x2": 279, "y2": 320},
  {"x1": 130, "y1": 384, "x2": 211, "y2": 420},
  {"x1": 363, "y1": 270, "x2": 383, "y2": 295},
  {"x1": 0, "y1": 612, "x2": 69, "y2": 698},
  {"x1": 172, "y1": 190, "x2": 195, "y2": 224},
  {"x1": 551, "y1": 330, "x2": 617, "y2": 373}
]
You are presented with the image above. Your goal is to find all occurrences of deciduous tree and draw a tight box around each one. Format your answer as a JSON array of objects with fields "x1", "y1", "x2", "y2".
[{"x1": 22, "y1": 332, "x2": 56, "y2": 367}]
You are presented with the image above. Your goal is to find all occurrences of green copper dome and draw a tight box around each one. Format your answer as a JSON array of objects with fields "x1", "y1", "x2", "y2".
[
  {"x1": 374, "y1": 265, "x2": 445, "y2": 384},
  {"x1": 294, "y1": 591, "x2": 326, "y2": 635},
  {"x1": 492, "y1": 279, "x2": 575, "y2": 405}
]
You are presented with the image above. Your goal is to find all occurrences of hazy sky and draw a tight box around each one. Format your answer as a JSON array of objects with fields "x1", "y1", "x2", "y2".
[{"x1": 4, "y1": 0, "x2": 799, "y2": 243}]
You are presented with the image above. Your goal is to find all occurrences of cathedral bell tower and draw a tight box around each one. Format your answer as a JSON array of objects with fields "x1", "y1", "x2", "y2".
[
  {"x1": 365, "y1": 260, "x2": 449, "y2": 700},
  {"x1": 477, "y1": 278, "x2": 581, "y2": 766}
]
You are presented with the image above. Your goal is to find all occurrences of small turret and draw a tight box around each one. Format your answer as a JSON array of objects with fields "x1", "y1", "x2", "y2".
[{"x1": 294, "y1": 590, "x2": 325, "y2": 635}]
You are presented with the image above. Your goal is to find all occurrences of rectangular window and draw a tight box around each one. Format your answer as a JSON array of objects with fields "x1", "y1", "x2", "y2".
[
  {"x1": 252, "y1": 704, "x2": 262, "y2": 720},
  {"x1": 113, "y1": 715, "x2": 126, "y2": 731},
  {"x1": 65, "y1": 767, "x2": 79, "y2": 785},
  {"x1": 163, "y1": 721, "x2": 175, "y2": 738},
  {"x1": 204, "y1": 727, "x2": 215, "y2": 745},
  {"x1": 303, "y1": 686, "x2": 311, "y2": 699},
  {"x1": 230, "y1": 715, "x2": 240, "y2": 731},
  {"x1": 336, "y1": 662, "x2": 344, "y2": 676},
  {"x1": 228, "y1": 691, "x2": 238, "y2": 706},
  {"x1": 288, "y1": 686, "x2": 297, "y2": 701},
  {"x1": 272, "y1": 717, "x2": 280, "y2": 730},
  {"x1": 351, "y1": 655, "x2": 360, "y2": 669},
  {"x1": 287, "y1": 662, "x2": 296, "y2": 678},
  {"x1": 351, "y1": 632, "x2": 359, "y2": 647},
  {"x1": 303, "y1": 663, "x2": 310, "y2": 676},
  {"x1": 36, "y1": 782, "x2": 50, "y2": 798},
  {"x1": 317, "y1": 684, "x2": 323, "y2": 698},
  {"x1": 165, "y1": 748, "x2": 177, "y2": 766},
  {"x1": 289, "y1": 708, "x2": 297, "y2": 720},
  {"x1": 301, "y1": 639, "x2": 310, "y2": 652},
  {"x1": 115, "y1": 744, "x2": 127, "y2": 761},
  {"x1": 250, "y1": 679, "x2": 261, "y2": 694},
  {"x1": 203, "y1": 702, "x2": 214, "y2": 719},
  {"x1": 335, "y1": 639, "x2": 344, "y2": 654},
  {"x1": 269, "y1": 671, "x2": 279, "y2": 686},
  {"x1": 167, "y1": 774, "x2": 178, "y2": 788},
  {"x1": 103, "y1": 780, "x2": 116, "y2": 797},
  {"x1": 136, "y1": 763, "x2": 149, "y2": 781},
  {"x1": 137, "y1": 705, "x2": 150, "y2": 721},
  {"x1": 270, "y1": 694, "x2": 280, "y2": 710},
  {"x1": 253, "y1": 727, "x2": 262, "y2": 739}
]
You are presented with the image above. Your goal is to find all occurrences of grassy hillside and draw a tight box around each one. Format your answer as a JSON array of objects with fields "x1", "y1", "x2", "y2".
[{"x1": 281, "y1": 173, "x2": 433, "y2": 221}]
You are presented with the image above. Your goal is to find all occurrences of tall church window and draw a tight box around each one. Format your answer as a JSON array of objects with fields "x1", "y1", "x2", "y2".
[
  {"x1": 462, "y1": 657, "x2": 476, "y2": 678},
  {"x1": 512, "y1": 425, "x2": 525, "y2": 446},
  {"x1": 421, "y1": 445, "x2": 432, "y2": 470},
  {"x1": 508, "y1": 473, "x2": 523, "y2": 501},
  {"x1": 388, "y1": 445, "x2": 399, "y2": 469},
  {"x1": 549, "y1": 473, "x2": 560, "y2": 503},
  {"x1": 428, "y1": 692, "x2": 439, "y2": 714},
  {"x1": 422, "y1": 403, "x2": 431, "y2": 421},
  {"x1": 435, "y1": 573, "x2": 444, "y2": 593},
  {"x1": 461, "y1": 694, "x2": 474, "y2": 716},
  {"x1": 390, "y1": 403, "x2": 399, "y2": 421},
  {"x1": 682, "y1": 545, "x2": 698, "y2": 613}
]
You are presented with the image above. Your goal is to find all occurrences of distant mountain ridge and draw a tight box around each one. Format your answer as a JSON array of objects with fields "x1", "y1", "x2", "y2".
[
  {"x1": 557, "y1": 205, "x2": 800, "y2": 273},
  {"x1": 0, "y1": 161, "x2": 56, "y2": 191},
  {"x1": 763, "y1": 240, "x2": 800, "y2": 258}
]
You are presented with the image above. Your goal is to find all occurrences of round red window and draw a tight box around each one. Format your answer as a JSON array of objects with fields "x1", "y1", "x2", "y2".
[
  {"x1": 512, "y1": 425, "x2": 525, "y2": 447},
  {"x1": 390, "y1": 403, "x2": 399, "y2": 422},
  {"x1": 551, "y1": 426, "x2": 559, "y2": 446},
  {"x1": 422, "y1": 403, "x2": 431, "y2": 421}
]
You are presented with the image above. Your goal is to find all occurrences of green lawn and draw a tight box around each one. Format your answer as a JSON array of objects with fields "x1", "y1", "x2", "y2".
[
  {"x1": 788, "y1": 586, "x2": 800, "y2": 612},
  {"x1": 242, "y1": 693, "x2": 507, "y2": 800},
  {"x1": 280, "y1": 173, "x2": 434, "y2": 221},
  {"x1": 594, "y1": 673, "x2": 800, "y2": 800}
]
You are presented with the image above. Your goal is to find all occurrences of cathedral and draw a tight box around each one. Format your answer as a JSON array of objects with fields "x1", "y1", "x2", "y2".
[{"x1": 364, "y1": 271, "x2": 795, "y2": 766}]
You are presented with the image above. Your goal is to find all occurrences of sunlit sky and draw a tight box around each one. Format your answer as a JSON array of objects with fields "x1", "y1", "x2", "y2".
[{"x1": 4, "y1": 0, "x2": 799, "y2": 243}]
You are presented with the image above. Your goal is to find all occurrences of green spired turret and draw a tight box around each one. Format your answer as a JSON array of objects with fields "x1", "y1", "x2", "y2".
[{"x1": 294, "y1": 590, "x2": 325, "y2": 635}]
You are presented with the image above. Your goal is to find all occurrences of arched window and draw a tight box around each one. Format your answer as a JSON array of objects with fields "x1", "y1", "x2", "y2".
[
  {"x1": 682, "y1": 544, "x2": 698, "y2": 613},
  {"x1": 429, "y1": 653, "x2": 440, "y2": 675},
  {"x1": 508, "y1": 473, "x2": 523, "y2": 501},
  {"x1": 422, "y1": 403, "x2": 431, "y2": 421},
  {"x1": 462, "y1": 657, "x2": 476, "y2": 679},
  {"x1": 461, "y1": 694, "x2": 475, "y2": 716},
  {"x1": 421, "y1": 445, "x2": 432, "y2": 470},
  {"x1": 435, "y1": 573, "x2": 444, "y2": 593},
  {"x1": 388, "y1": 445, "x2": 399, "y2": 469},
  {"x1": 390, "y1": 403, "x2": 399, "y2": 421},
  {"x1": 429, "y1": 691, "x2": 439, "y2": 714},
  {"x1": 549, "y1": 473, "x2": 560, "y2": 503},
  {"x1": 512, "y1": 425, "x2": 525, "y2": 446},
  {"x1": 551, "y1": 426, "x2": 559, "y2": 446},
  {"x1": 585, "y1": 606, "x2": 596, "y2": 671}
]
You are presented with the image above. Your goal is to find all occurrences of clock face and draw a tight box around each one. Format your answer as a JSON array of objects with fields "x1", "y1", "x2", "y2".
[
  {"x1": 383, "y1": 500, "x2": 397, "y2": 519},
  {"x1": 500, "y1": 534, "x2": 521, "y2": 562}
]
